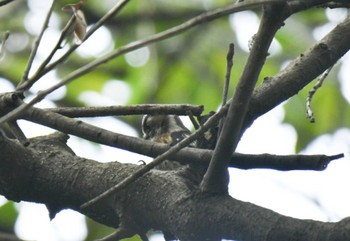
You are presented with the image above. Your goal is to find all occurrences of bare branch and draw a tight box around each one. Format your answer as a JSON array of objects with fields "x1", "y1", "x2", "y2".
[
  {"x1": 7, "y1": 121, "x2": 29, "y2": 146},
  {"x1": 26, "y1": 0, "x2": 131, "y2": 86},
  {"x1": 233, "y1": 153, "x2": 344, "y2": 171},
  {"x1": 306, "y1": 64, "x2": 335, "y2": 123},
  {"x1": 17, "y1": 101, "x2": 345, "y2": 172},
  {"x1": 45, "y1": 104, "x2": 229, "y2": 209},
  {"x1": 16, "y1": 16, "x2": 76, "y2": 92},
  {"x1": 218, "y1": 43, "x2": 235, "y2": 135},
  {"x1": 0, "y1": 0, "x2": 284, "y2": 128},
  {"x1": 245, "y1": 15, "x2": 350, "y2": 130},
  {"x1": 222, "y1": 43, "x2": 235, "y2": 106},
  {"x1": 46, "y1": 104, "x2": 204, "y2": 117},
  {"x1": 18, "y1": 0, "x2": 56, "y2": 88},
  {"x1": 200, "y1": 3, "x2": 289, "y2": 194},
  {"x1": 17, "y1": 0, "x2": 131, "y2": 92},
  {"x1": 0, "y1": 0, "x2": 14, "y2": 7},
  {"x1": 0, "y1": 134, "x2": 346, "y2": 240}
]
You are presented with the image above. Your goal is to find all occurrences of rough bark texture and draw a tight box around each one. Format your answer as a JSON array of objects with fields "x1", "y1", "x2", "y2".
[
  {"x1": 245, "y1": 12, "x2": 350, "y2": 130},
  {"x1": 1, "y1": 133, "x2": 350, "y2": 240},
  {"x1": 1, "y1": 1, "x2": 350, "y2": 241}
]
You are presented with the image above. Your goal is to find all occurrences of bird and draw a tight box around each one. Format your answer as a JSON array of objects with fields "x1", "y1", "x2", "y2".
[
  {"x1": 141, "y1": 114, "x2": 193, "y2": 170},
  {"x1": 141, "y1": 114, "x2": 194, "y2": 241},
  {"x1": 142, "y1": 114, "x2": 192, "y2": 146}
]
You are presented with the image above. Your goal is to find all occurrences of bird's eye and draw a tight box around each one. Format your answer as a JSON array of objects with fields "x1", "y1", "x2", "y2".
[
  {"x1": 142, "y1": 122, "x2": 152, "y2": 139},
  {"x1": 141, "y1": 115, "x2": 151, "y2": 136}
]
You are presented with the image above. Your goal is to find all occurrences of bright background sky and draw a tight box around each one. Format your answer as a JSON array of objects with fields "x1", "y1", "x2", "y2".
[{"x1": 0, "y1": 1, "x2": 349, "y2": 241}]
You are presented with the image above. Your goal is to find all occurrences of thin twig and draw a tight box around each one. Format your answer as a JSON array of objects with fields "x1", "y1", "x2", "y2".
[
  {"x1": 84, "y1": 0, "x2": 131, "y2": 41},
  {"x1": 80, "y1": 103, "x2": 230, "y2": 209},
  {"x1": 47, "y1": 104, "x2": 204, "y2": 117},
  {"x1": 187, "y1": 110, "x2": 200, "y2": 130},
  {"x1": 18, "y1": 0, "x2": 56, "y2": 89},
  {"x1": 42, "y1": 0, "x2": 281, "y2": 79},
  {"x1": 218, "y1": 43, "x2": 234, "y2": 134},
  {"x1": 243, "y1": 15, "x2": 350, "y2": 132},
  {"x1": 8, "y1": 121, "x2": 29, "y2": 146},
  {"x1": 200, "y1": 3, "x2": 289, "y2": 194},
  {"x1": 0, "y1": 0, "x2": 284, "y2": 126},
  {"x1": 306, "y1": 64, "x2": 335, "y2": 123},
  {"x1": 16, "y1": 16, "x2": 76, "y2": 92},
  {"x1": 222, "y1": 43, "x2": 235, "y2": 106},
  {"x1": 26, "y1": 0, "x2": 131, "y2": 86}
]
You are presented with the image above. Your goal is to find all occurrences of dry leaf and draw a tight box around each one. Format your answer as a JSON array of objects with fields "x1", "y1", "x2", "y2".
[
  {"x1": 62, "y1": 1, "x2": 87, "y2": 45},
  {"x1": 0, "y1": 31, "x2": 10, "y2": 60},
  {"x1": 73, "y1": 9, "x2": 87, "y2": 44}
]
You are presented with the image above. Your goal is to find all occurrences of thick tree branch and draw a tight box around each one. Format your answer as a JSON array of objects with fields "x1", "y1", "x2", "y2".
[
  {"x1": 0, "y1": 134, "x2": 349, "y2": 240},
  {"x1": 0, "y1": 1, "x2": 349, "y2": 240},
  {"x1": 0, "y1": 92, "x2": 343, "y2": 173},
  {"x1": 199, "y1": 0, "x2": 347, "y2": 194},
  {"x1": 21, "y1": 100, "x2": 343, "y2": 172},
  {"x1": 245, "y1": 14, "x2": 350, "y2": 130}
]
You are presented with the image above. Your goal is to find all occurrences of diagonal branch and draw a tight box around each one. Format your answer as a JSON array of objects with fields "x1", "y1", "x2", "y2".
[
  {"x1": 16, "y1": 16, "x2": 76, "y2": 92},
  {"x1": 17, "y1": 0, "x2": 131, "y2": 91},
  {"x1": 0, "y1": 0, "x2": 14, "y2": 7},
  {"x1": 200, "y1": 3, "x2": 289, "y2": 194},
  {"x1": 0, "y1": 0, "x2": 285, "y2": 127},
  {"x1": 39, "y1": 0, "x2": 283, "y2": 83},
  {"x1": 18, "y1": 0, "x2": 56, "y2": 87},
  {"x1": 244, "y1": 14, "x2": 350, "y2": 131}
]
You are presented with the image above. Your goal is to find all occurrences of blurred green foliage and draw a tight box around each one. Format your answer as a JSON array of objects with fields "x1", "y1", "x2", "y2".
[
  {"x1": 0, "y1": 0, "x2": 349, "y2": 240},
  {"x1": 0, "y1": 201, "x2": 18, "y2": 233}
]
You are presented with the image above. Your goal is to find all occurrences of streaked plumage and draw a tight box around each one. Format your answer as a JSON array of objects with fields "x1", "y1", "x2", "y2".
[{"x1": 141, "y1": 114, "x2": 192, "y2": 170}]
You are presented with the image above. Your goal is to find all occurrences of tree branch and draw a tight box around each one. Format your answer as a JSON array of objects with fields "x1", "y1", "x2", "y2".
[
  {"x1": 0, "y1": 92, "x2": 343, "y2": 173},
  {"x1": 46, "y1": 104, "x2": 204, "y2": 117},
  {"x1": 0, "y1": 134, "x2": 348, "y2": 240},
  {"x1": 18, "y1": 0, "x2": 56, "y2": 87},
  {"x1": 16, "y1": 15, "x2": 76, "y2": 92},
  {"x1": 200, "y1": 3, "x2": 289, "y2": 194},
  {"x1": 245, "y1": 14, "x2": 350, "y2": 130},
  {"x1": 23, "y1": 106, "x2": 346, "y2": 172},
  {"x1": 0, "y1": 0, "x2": 285, "y2": 126},
  {"x1": 0, "y1": 0, "x2": 14, "y2": 7},
  {"x1": 21, "y1": 0, "x2": 131, "y2": 89},
  {"x1": 306, "y1": 65, "x2": 334, "y2": 123}
]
